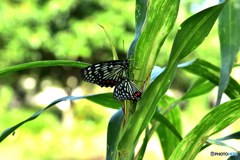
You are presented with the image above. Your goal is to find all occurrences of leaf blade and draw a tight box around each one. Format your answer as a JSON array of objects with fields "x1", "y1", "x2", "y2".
[
  {"x1": 155, "y1": 95, "x2": 182, "y2": 160},
  {"x1": 216, "y1": 0, "x2": 240, "y2": 106},
  {"x1": 0, "y1": 60, "x2": 90, "y2": 78},
  {"x1": 169, "y1": 99, "x2": 240, "y2": 160},
  {"x1": 153, "y1": 111, "x2": 182, "y2": 141},
  {"x1": 106, "y1": 108, "x2": 123, "y2": 160},
  {"x1": 0, "y1": 93, "x2": 119, "y2": 143},
  {"x1": 179, "y1": 77, "x2": 215, "y2": 101},
  {"x1": 179, "y1": 58, "x2": 240, "y2": 100}
]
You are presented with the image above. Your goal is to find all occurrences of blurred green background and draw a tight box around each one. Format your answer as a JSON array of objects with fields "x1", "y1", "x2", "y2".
[{"x1": 0, "y1": 0, "x2": 239, "y2": 159}]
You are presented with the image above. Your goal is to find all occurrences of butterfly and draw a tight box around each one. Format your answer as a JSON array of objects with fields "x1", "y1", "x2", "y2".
[
  {"x1": 113, "y1": 75, "x2": 142, "y2": 102},
  {"x1": 80, "y1": 58, "x2": 131, "y2": 87}
]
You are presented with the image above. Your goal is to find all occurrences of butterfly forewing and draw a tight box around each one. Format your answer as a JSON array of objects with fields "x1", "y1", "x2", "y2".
[
  {"x1": 114, "y1": 77, "x2": 142, "y2": 102},
  {"x1": 80, "y1": 59, "x2": 129, "y2": 87}
]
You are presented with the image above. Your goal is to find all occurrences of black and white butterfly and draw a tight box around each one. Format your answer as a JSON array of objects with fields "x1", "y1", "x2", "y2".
[
  {"x1": 113, "y1": 75, "x2": 142, "y2": 102},
  {"x1": 80, "y1": 58, "x2": 130, "y2": 88}
]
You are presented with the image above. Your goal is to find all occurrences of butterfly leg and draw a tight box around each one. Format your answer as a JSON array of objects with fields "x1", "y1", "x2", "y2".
[
  {"x1": 129, "y1": 64, "x2": 141, "y2": 70},
  {"x1": 133, "y1": 79, "x2": 142, "y2": 82}
]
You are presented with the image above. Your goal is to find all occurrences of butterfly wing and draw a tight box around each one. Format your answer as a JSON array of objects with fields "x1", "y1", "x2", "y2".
[
  {"x1": 114, "y1": 78, "x2": 142, "y2": 102},
  {"x1": 80, "y1": 59, "x2": 129, "y2": 87}
]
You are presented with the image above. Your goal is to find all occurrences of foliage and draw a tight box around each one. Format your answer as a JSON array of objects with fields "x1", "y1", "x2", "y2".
[
  {"x1": 0, "y1": 0, "x2": 136, "y2": 105},
  {"x1": 1, "y1": 0, "x2": 240, "y2": 160}
]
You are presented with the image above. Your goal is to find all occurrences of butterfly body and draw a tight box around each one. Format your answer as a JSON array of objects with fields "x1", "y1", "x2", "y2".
[{"x1": 80, "y1": 58, "x2": 129, "y2": 88}]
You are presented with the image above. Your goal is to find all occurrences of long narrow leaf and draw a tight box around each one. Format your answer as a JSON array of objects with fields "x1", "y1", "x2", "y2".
[
  {"x1": 127, "y1": 0, "x2": 148, "y2": 79},
  {"x1": 206, "y1": 139, "x2": 239, "y2": 152},
  {"x1": 0, "y1": 93, "x2": 119, "y2": 143},
  {"x1": 179, "y1": 58, "x2": 240, "y2": 99},
  {"x1": 0, "y1": 60, "x2": 90, "y2": 78},
  {"x1": 86, "y1": 93, "x2": 121, "y2": 109},
  {"x1": 201, "y1": 131, "x2": 240, "y2": 151},
  {"x1": 98, "y1": 24, "x2": 118, "y2": 60},
  {"x1": 178, "y1": 77, "x2": 215, "y2": 101},
  {"x1": 128, "y1": 0, "x2": 148, "y2": 58},
  {"x1": 156, "y1": 95, "x2": 182, "y2": 160},
  {"x1": 136, "y1": 126, "x2": 149, "y2": 160},
  {"x1": 217, "y1": 0, "x2": 240, "y2": 106},
  {"x1": 152, "y1": 66, "x2": 215, "y2": 103},
  {"x1": 106, "y1": 108, "x2": 123, "y2": 160},
  {"x1": 169, "y1": 99, "x2": 240, "y2": 160},
  {"x1": 134, "y1": 0, "x2": 180, "y2": 87},
  {"x1": 153, "y1": 111, "x2": 182, "y2": 141},
  {"x1": 217, "y1": 131, "x2": 240, "y2": 141}
]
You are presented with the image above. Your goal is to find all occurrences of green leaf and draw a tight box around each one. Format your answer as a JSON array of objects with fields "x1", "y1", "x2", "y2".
[
  {"x1": 171, "y1": 0, "x2": 228, "y2": 61},
  {"x1": 106, "y1": 108, "x2": 123, "y2": 160},
  {"x1": 152, "y1": 67, "x2": 215, "y2": 103},
  {"x1": 201, "y1": 131, "x2": 240, "y2": 151},
  {"x1": 136, "y1": 126, "x2": 149, "y2": 160},
  {"x1": 217, "y1": 131, "x2": 240, "y2": 141},
  {"x1": 179, "y1": 58, "x2": 240, "y2": 99},
  {"x1": 128, "y1": 0, "x2": 148, "y2": 58},
  {"x1": 138, "y1": 95, "x2": 182, "y2": 159},
  {"x1": 169, "y1": 99, "x2": 240, "y2": 160},
  {"x1": 127, "y1": 0, "x2": 149, "y2": 79},
  {"x1": 206, "y1": 139, "x2": 239, "y2": 152},
  {"x1": 118, "y1": 0, "x2": 228, "y2": 154},
  {"x1": 0, "y1": 60, "x2": 90, "y2": 78},
  {"x1": 178, "y1": 77, "x2": 215, "y2": 101},
  {"x1": 217, "y1": 0, "x2": 240, "y2": 106},
  {"x1": 155, "y1": 95, "x2": 182, "y2": 160},
  {"x1": 97, "y1": 24, "x2": 119, "y2": 60},
  {"x1": 153, "y1": 111, "x2": 182, "y2": 141},
  {"x1": 0, "y1": 96, "x2": 78, "y2": 143},
  {"x1": 0, "y1": 93, "x2": 120, "y2": 143},
  {"x1": 135, "y1": 95, "x2": 182, "y2": 160},
  {"x1": 118, "y1": 0, "x2": 180, "y2": 155},
  {"x1": 85, "y1": 93, "x2": 121, "y2": 110},
  {"x1": 134, "y1": 0, "x2": 180, "y2": 86},
  {"x1": 152, "y1": 66, "x2": 215, "y2": 103}
]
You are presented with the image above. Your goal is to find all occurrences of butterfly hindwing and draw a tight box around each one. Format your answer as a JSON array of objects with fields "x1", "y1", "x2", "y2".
[
  {"x1": 114, "y1": 77, "x2": 142, "y2": 102},
  {"x1": 80, "y1": 59, "x2": 129, "y2": 87}
]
